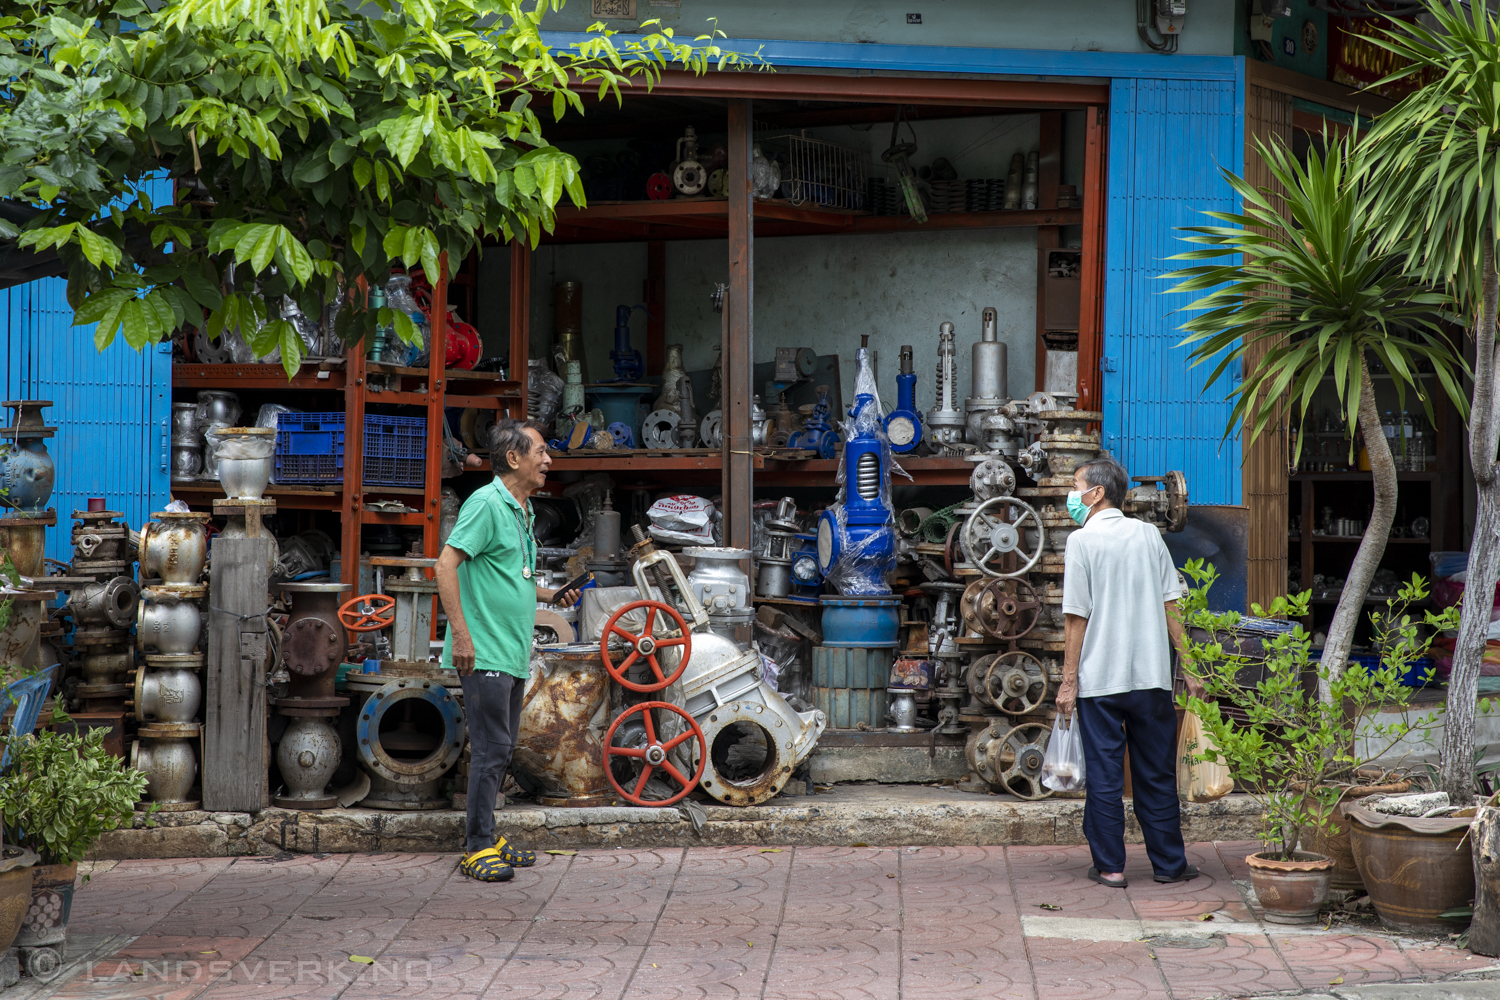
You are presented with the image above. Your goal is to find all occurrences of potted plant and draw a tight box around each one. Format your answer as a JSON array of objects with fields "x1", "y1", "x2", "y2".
[
  {"x1": 1177, "y1": 563, "x2": 1450, "y2": 924},
  {"x1": 0, "y1": 728, "x2": 146, "y2": 980}
]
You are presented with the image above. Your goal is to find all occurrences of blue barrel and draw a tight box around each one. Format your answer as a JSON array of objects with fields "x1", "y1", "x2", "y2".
[{"x1": 819, "y1": 595, "x2": 901, "y2": 647}]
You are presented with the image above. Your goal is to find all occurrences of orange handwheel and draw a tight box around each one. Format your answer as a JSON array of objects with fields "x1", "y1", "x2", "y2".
[
  {"x1": 339, "y1": 593, "x2": 396, "y2": 632},
  {"x1": 603, "y1": 702, "x2": 706, "y2": 806},
  {"x1": 599, "y1": 600, "x2": 692, "y2": 693}
]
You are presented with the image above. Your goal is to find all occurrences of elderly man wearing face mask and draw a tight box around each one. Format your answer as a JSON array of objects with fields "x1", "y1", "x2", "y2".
[{"x1": 1054, "y1": 457, "x2": 1203, "y2": 889}]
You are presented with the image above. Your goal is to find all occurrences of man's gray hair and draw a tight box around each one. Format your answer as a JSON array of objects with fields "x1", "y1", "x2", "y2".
[
  {"x1": 1076, "y1": 457, "x2": 1128, "y2": 509},
  {"x1": 489, "y1": 417, "x2": 545, "y2": 473}
]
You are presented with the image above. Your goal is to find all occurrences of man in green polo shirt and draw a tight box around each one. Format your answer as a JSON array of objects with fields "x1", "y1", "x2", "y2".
[{"x1": 436, "y1": 418, "x2": 579, "y2": 883}]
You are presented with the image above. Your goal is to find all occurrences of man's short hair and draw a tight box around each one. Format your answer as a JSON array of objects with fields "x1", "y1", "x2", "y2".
[
  {"x1": 489, "y1": 417, "x2": 546, "y2": 472},
  {"x1": 1076, "y1": 458, "x2": 1128, "y2": 509}
]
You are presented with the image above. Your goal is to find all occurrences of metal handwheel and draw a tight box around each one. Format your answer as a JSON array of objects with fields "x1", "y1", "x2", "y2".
[
  {"x1": 600, "y1": 600, "x2": 692, "y2": 693},
  {"x1": 604, "y1": 701, "x2": 707, "y2": 806},
  {"x1": 961, "y1": 496, "x2": 1044, "y2": 578}
]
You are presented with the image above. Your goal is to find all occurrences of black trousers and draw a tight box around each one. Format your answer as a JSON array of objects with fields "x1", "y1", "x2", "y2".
[
  {"x1": 459, "y1": 670, "x2": 525, "y2": 854},
  {"x1": 1076, "y1": 688, "x2": 1188, "y2": 877}
]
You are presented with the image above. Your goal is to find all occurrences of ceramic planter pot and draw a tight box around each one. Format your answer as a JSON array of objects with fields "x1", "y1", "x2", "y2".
[
  {"x1": 1348, "y1": 803, "x2": 1476, "y2": 933},
  {"x1": 1301, "y1": 779, "x2": 1414, "y2": 891},
  {"x1": 1246, "y1": 851, "x2": 1333, "y2": 924},
  {"x1": 0, "y1": 846, "x2": 38, "y2": 952},
  {"x1": 17, "y1": 861, "x2": 76, "y2": 950}
]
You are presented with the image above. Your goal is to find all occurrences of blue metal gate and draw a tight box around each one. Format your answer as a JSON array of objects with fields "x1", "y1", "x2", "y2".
[
  {"x1": 1102, "y1": 75, "x2": 1244, "y2": 506},
  {"x1": 1, "y1": 181, "x2": 173, "y2": 565}
]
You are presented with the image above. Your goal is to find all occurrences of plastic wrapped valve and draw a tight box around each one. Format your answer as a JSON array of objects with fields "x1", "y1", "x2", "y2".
[
  {"x1": 205, "y1": 426, "x2": 276, "y2": 460},
  {"x1": 528, "y1": 359, "x2": 565, "y2": 427},
  {"x1": 824, "y1": 348, "x2": 899, "y2": 595}
]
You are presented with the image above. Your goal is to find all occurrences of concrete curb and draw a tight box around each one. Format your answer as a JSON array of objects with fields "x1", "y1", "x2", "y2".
[{"x1": 91, "y1": 787, "x2": 1267, "y2": 858}]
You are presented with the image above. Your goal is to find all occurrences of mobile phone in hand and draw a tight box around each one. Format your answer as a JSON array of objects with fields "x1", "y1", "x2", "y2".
[{"x1": 552, "y1": 571, "x2": 593, "y2": 604}]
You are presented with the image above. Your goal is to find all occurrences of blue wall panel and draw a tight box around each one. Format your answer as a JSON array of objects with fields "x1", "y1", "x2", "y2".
[
  {"x1": 1102, "y1": 74, "x2": 1244, "y2": 505},
  {"x1": 2, "y1": 177, "x2": 173, "y2": 566}
]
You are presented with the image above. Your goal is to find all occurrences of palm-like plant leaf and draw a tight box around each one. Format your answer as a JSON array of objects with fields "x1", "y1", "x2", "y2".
[{"x1": 1164, "y1": 130, "x2": 1467, "y2": 469}]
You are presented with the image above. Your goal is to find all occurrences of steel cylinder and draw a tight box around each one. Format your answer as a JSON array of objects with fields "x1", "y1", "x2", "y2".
[
  {"x1": 513, "y1": 643, "x2": 613, "y2": 806},
  {"x1": 133, "y1": 667, "x2": 202, "y2": 723},
  {"x1": 0, "y1": 518, "x2": 50, "y2": 577},
  {"x1": 171, "y1": 440, "x2": 203, "y2": 479},
  {"x1": 194, "y1": 390, "x2": 241, "y2": 427},
  {"x1": 970, "y1": 306, "x2": 1008, "y2": 402},
  {"x1": 138, "y1": 513, "x2": 210, "y2": 586},
  {"x1": 352, "y1": 676, "x2": 465, "y2": 808},
  {"x1": 82, "y1": 648, "x2": 132, "y2": 684},
  {"x1": 73, "y1": 576, "x2": 141, "y2": 629},
  {"x1": 136, "y1": 594, "x2": 201, "y2": 654},
  {"x1": 280, "y1": 583, "x2": 352, "y2": 698},
  {"x1": 0, "y1": 439, "x2": 54, "y2": 512},
  {"x1": 685, "y1": 547, "x2": 752, "y2": 612},
  {"x1": 132, "y1": 737, "x2": 197, "y2": 804},
  {"x1": 171, "y1": 402, "x2": 200, "y2": 438},
  {"x1": 274, "y1": 717, "x2": 342, "y2": 808}
]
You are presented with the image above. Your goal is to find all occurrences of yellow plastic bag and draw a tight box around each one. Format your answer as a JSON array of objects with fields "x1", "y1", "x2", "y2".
[{"x1": 1177, "y1": 710, "x2": 1233, "y2": 803}]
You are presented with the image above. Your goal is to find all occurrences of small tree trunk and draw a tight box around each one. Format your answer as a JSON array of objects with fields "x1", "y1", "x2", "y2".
[
  {"x1": 1441, "y1": 232, "x2": 1500, "y2": 805},
  {"x1": 1317, "y1": 355, "x2": 1399, "y2": 703},
  {"x1": 1471, "y1": 805, "x2": 1500, "y2": 957}
]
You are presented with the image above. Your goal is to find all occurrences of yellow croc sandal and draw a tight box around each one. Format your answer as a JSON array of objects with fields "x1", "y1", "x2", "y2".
[
  {"x1": 460, "y1": 847, "x2": 515, "y2": 882},
  {"x1": 493, "y1": 835, "x2": 536, "y2": 867}
]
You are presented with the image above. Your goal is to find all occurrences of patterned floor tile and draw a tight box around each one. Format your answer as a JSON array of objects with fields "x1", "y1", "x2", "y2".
[
  {"x1": 1006, "y1": 846, "x2": 1138, "y2": 920},
  {"x1": 69, "y1": 857, "x2": 238, "y2": 935},
  {"x1": 623, "y1": 932, "x2": 775, "y2": 999},
  {"x1": 777, "y1": 848, "x2": 901, "y2": 930},
  {"x1": 899, "y1": 948, "x2": 1034, "y2": 1000},
  {"x1": 1152, "y1": 931, "x2": 1298, "y2": 998},
  {"x1": 1275, "y1": 931, "x2": 1421, "y2": 987},
  {"x1": 1026, "y1": 937, "x2": 1170, "y2": 1000},
  {"x1": 293, "y1": 852, "x2": 454, "y2": 919},
  {"x1": 485, "y1": 939, "x2": 645, "y2": 999},
  {"x1": 762, "y1": 925, "x2": 899, "y2": 1000},
  {"x1": 414, "y1": 852, "x2": 572, "y2": 922},
  {"x1": 541, "y1": 849, "x2": 684, "y2": 924}
]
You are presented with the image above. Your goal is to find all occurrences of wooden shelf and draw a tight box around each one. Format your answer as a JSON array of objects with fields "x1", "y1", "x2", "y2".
[
  {"x1": 171, "y1": 482, "x2": 425, "y2": 512},
  {"x1": 1291, "y1": 471, "x2": 1440, "y2": 481},
  {"x1": 536, "y1": 451, "x2": 980, "y2": 487},
  {"x1": 1302, "y1": 535, "x2": 1433, "y2": 544},
  {"x1": 174, "y1": 362, "x2": 346, "y2": 390},
  {"x1": 546, "y1": 197, "x2": 1082, "y2": 243}
]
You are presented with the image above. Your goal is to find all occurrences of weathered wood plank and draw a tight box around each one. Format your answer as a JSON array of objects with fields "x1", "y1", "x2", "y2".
[{"x1": 204, "y1": 536, "x2": 274, "y2": 812}]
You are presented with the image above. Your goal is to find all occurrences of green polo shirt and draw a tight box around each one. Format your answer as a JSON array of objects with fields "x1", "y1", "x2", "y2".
[{"x1": 440, "y1": 478, "x2": 536, "y2": 678}]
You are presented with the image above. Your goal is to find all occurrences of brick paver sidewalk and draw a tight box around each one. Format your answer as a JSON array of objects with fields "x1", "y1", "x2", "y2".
[{"x1": 20, "y1": 841, "x2": 1498, "y2": 999}]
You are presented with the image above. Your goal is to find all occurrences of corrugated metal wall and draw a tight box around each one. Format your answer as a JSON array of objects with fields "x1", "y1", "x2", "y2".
[
  {"x1": 1102, "y1": 76, "x2": 1244, "y2": 506},
  {"x1": 2, "y1": 180, "x2": 173, "y2": 566}
]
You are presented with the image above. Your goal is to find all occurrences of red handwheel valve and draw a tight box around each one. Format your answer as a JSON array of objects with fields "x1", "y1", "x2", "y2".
[
  {"x1": 600, "y1": 600, "x2": 692, "y2": 693},
  {"x1": 339, "y1": 593, "x2": 396, "y2": 632},
  {"x1": 603, "y1": 701, "x2": 707, "y2": 806}
]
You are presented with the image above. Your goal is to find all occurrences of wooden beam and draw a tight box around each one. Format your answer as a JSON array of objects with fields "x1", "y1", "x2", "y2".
[
  {"x1": 618, "y1": 70, "x2": 1109, "y2": 109},
  {"x1": 646, "y1": 241, "x2": 666, "y2": 376},
  {"x1": 1076, "y1": 106, "x2": 1106, "y2": 411},
  {"x1": 724, "y1": 99, "x2": 754, "y2": 553},
  {"x1": 509, "y1": 243, "x2": 531, "y2": 396},
  {"x1": 341, "y1": 296, "x2": 367, "y2": 590},
  {"x1": 1244, "y1": 61, "x2": 1395, "y2": 118},
  {"x1": 424, "y1": 253, "x2": 448, "y2": 561},
  {"x1": 204, "y1": 535, "x2": 273, "y2": 812}
]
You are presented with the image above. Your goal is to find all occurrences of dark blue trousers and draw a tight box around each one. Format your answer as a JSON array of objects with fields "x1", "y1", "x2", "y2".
[{"x1": 1077, "y1": 688, "x2": 1188, "y2": 877}]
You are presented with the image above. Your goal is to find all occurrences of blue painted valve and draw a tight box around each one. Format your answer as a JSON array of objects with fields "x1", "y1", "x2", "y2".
[
  {"x1": 610, "y1": 305, "x2": 647, "y2": 381},
  {"x1": 607, "y1": 422, "x2": 635, "y2": 449},
  {"x1": 788, "y1": 385, "x2": 838, "y2": 458},
  {"x1": 815, "y1": 351, "x2": 896, "y2": 593},
  {"x1": 883, "y1": 344, "x2": 923, "y2": 454}
]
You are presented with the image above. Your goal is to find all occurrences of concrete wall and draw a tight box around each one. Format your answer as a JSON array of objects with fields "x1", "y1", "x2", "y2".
[{"x1": 539, "y1": 0, "x2": 1239, "y2": 56}]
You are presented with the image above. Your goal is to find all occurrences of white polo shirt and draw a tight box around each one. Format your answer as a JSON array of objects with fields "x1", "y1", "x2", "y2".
[{"x1": 1061, "y1": 507, "x2": 1183, "y2": 698}]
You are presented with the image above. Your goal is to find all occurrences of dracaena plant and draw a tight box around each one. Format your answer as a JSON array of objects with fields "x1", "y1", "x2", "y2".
[
  {"x1": 1163, "y1": 130, "x2": 1467, "y2": 702},
  {"x1": 0, "y1": 0, "x2": 761, "y2": 375},
  {"x1": 1361, "y1": 0, "x2": 1500, "y2": 803}
]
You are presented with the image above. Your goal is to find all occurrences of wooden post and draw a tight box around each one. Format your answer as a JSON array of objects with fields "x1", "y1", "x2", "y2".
[
  {"x1": 1076, "y1": 106, "x2": 1106, "y2": 412},
  {"x1": 645, "y1": 240, "x2": 667, "y2": 376},
  {"x1": 723, "y1": 99, "x2": 754, "y2": 552},
  {"x1": 510, "y1": 243, "x2": 531, "y2": 395},
  {"x1": 1471, "y1": 805, "x2": 1500, "y2": 957},
  {"x1": 342, "y1": 297, "x2": 368, "y2": 590},
  {"x1": 204, "y1": 535, "x2": 274, "y2": 812},
  {"x1": 424, "y1": 253, "x2": 449, "y2": 560}
]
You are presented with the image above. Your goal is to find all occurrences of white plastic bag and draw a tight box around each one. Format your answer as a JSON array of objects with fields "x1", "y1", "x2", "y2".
[
  {"x1": 1041, "y1": 713, "x2": 1085, "y2": 792},
  {"x1": 1177, "y1": 710, "x2": 1233, "y2": 803}
]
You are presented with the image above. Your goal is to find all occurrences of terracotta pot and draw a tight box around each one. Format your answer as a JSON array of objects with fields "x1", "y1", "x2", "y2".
[
  {"x1": 17, "y1": 861, "x2": 76, "y2": 949},
  {"x1": 1301, "y1": 780, "x2": 1414, "y2": 891},
  {"x1": 1247, "y1": 851, "x2": 1334, "y2": 924},
  {"x1": 1348, "y1": 804, "x2": 1476, "y2": 933},
  {"x1": 0, "y1": 845, "x2": 38, "y2": 952}
]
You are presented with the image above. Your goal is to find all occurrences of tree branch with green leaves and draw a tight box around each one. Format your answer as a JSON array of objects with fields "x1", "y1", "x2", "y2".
[{"x1": 0, "y1": 0, "x2": 763, "y2": 375}]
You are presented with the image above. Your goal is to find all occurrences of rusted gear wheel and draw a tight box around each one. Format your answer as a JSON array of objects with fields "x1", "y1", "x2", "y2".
[
  {"x1": 603, "y1": 701, "x2": 707, "y2": 806},
  {"x1": 600, "y1": 600, "x2": 692, "y2": 693},
  {"x1": 978, "y1": 651, "x2": 1049, "y2": 715},
  {"x1": 974, "y1": 578, "x2": 1041, "y2": 640},
  {"x1": 961, "y1": 496, "x2": 1044, "y2": 578},
  {"x1": 994, "y1": 721, "x2": 1052, "y2": 799}
]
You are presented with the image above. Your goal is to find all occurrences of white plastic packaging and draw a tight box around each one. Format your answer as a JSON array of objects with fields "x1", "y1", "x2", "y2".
[{"x1": 1041, "y1": 713, "x2": 1085, "y2": 792}]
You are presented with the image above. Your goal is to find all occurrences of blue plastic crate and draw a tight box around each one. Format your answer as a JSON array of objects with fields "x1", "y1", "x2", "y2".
[
  {"x1": 364, "y1": 414, "x2": 426, "y2": 488},
  {"x1": 1311, "y1": 649, "x2": 1435, "y2": 687},
  {"x1": 275, "y1": 412, "x2": 345, "y2": 484},
  {"x1": 274, "y1": 412, "x2": 426, "y2": 487}
]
